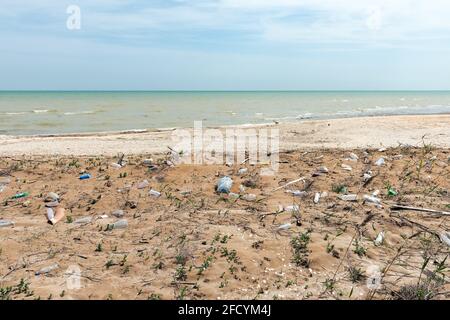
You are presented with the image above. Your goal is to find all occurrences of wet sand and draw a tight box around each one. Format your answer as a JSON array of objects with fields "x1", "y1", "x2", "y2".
[{"x1": 0, "y1": 114, "x2": 449, "y2": 156}]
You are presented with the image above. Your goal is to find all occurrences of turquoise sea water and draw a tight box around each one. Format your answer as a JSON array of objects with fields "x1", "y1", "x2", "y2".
[{"x1": 0, "y1": 91, "x2": 449, "y2": 135}]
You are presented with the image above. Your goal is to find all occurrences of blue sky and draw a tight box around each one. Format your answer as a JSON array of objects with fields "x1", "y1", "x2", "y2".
[{"x1": 2, "y1": 0, "x2": 450, "y2": 90}]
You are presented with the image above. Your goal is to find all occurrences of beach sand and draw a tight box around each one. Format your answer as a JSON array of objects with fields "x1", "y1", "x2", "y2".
[
  {"x1": 0, "y1": 114, "x2": 449, "y2": 300},
  {"x1": 0, "y1": 114, "x2": 449, "y2": 156}
]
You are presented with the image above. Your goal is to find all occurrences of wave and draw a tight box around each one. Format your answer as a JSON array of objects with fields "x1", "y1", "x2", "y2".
[{"x1": 63, "y1": 110, "x2": 96, "y2": 116}]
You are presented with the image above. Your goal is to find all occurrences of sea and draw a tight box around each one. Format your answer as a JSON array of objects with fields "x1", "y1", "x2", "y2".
[{"x1": 0, "y1": 91, "x2": 449, "y2": 135}]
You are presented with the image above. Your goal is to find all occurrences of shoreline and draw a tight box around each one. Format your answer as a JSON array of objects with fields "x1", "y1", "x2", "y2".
[{"x1": 0, "y1": 114, "x2": 449, "y2": 156}]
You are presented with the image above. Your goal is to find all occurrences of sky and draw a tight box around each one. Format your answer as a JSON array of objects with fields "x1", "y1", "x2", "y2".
[{"x1": 1, "y1": 0, "x2": 450, "y2": 90}]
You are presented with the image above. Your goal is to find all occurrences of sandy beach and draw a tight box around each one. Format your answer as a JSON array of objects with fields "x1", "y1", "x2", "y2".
[
  {"x1": 0, "y1": 114, "x2": 449, "y2": 156},
  {"x1": 0, "y1": 114, "x2": 449, "y2": 300}
]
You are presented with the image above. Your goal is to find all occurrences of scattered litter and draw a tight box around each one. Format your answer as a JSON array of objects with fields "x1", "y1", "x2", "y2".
[
  {"x1": 285, "y1": 205, "x2": 300, "y2": 212},
  {"x1": 48, "y1": 207, "x2": 65, "y2": 225},
  {"x1": 239, "y1": 185, "x2": 246, "y2": 193},
  {"x1": 364, "y1": 195, "x2": 382, "y2": 206},
  {"x1": 137, "y1": 180, "x2": 149, "y2": 189},
  {"x1": 387, "y1": 187, "x2": 398, "y2": 196},
  {"x1": 110, "y1": 163, "x2": 122, "y2": 169},
  {"x1": 149, "y1": 189, "x2": 161, "y2": 198},
  {"x1": 108, "y1": 219, "x2": 128, "y2": 230},
  {"x1": 378, "y1": 147, "x2": 387, "y2": 152},
  {"x1": 229, "y1": 192, "x2": 240, "y2": 199},
  {"x1": 0, "y1": 185, "x2": 6, "y2": 193},
  {"x1": 339, "y1": 194, "x2": 358, "y2": 202},
  {"x1": 0, "y1": 220, "x2": 14, "y2": 228},
  {"x1": 238, "y1": 168, "x2": 248, "y2": 175},
  {"x1": 11, "y1": 192, "x2": 29, "y2": 199},
  {"x1": 349, "y1": 152, "x2": 359, "y2": 161},
  {"x1": 45, "y1": 201, "x2": 59, "y2": 208},
  {"x1": 318, "y1": 166, "x2": 329, "y2": 173},
  {"x1": 242, "y1": 194, "x2": 256, "y2": 202},
  {"x1": 286, "y1": 190, "x2": 308, "y2": 198},
  {"x1": 312, "y1": 166, "x2": 329, "y2": 177},
  {"x1": 35, "y1": 263, "x2": 59, "y2": 276},
  {"x1": 314, "y1": 192, "x2": 321, "y2": 204},
  {"x1": 45, "y1": 192, "x2": 59, "y2": 202},
  {"x1": 46, "y1": 208, "x2": 54, "y2": 221},
  {"x1": 74, "y1": 216, "x2": 93, "y2": 224},
  {"x1": 100, "y1": 214, "x2": 109, "y2": 219},
  {"x1": 22, "y1": 200, "x2": 31, "y2": 207},
  {"x1": 374, "y1": 232, "x2": 385, "y2": 246},
  {"x1": 363, "y1": 173, "x2": 372, "y2": 182},
  {"x1": 143, "y1": 159, "x2": 153, "y2": 166},
  {"x1": 0, "y1": 177, "x2": 11, "y2": 185},
  {"x1": 440, "y1": 232, "x2": 450, "y2": 247},
  {"x1": 112, "y1": 210, "x2": 125, "y2": 218},
  {"x1": 216, "y1": 176, "x2": 233, "y2": 194},
  {"x1": 372, "y1": 190, "x2": 380, "y2": 197},
  {"x1": 79, "y1": 173, "x2": 91, "y2": 180},
  {"x1": 341, "y1": 164, "x2": 352, "y2": 171},
  {"x1": 277, "y1": 223, "x2": 292, "y2": 231},
  {"x1": 375, "y1": 157, "x2": 385, "y2": 166}
]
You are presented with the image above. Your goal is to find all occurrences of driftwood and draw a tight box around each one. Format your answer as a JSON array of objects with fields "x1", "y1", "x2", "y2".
[{"x1": 390, "y1": 204, "x2": 450, "y2": 216}]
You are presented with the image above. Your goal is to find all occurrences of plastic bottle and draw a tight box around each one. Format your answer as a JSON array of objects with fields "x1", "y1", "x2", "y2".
[
  {"x1": 216, "y1": 176, "x2": 233, "y2": 194},
  {"x1": 149, "y1": 189, "x2": 161, "y2": 198},
  {"x1": 35, "y1": 263, "x2": 59, "y2": 275},
  {"x1": 79, "y1": 173, "x2": 91, "y2": 180},
  {"x1": 112, "y1": 210, "x2": 124, "y2": 218},
  {"x1": 0, "y1": 220, "x2": 14, "y2": 228},
  {"x1": 11, "y1": 192, "x2": 29, "y2": 199},
  {"x1": 137, "y1": 180, "x2": 149, "y2": 189},
  {"x1": 109, "y1": 219, "x2": 128, "y2": 230}
]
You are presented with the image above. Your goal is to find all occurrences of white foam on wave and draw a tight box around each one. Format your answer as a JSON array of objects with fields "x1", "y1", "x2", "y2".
[
  {"x1": 63, "y1": 110, "x2": 96, "y2": 116},
  {"x1": 33, "y1": 109, "x2": 49, "y2": 113}
]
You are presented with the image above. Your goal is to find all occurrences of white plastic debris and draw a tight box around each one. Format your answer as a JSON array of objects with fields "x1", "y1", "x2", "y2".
[
  {"x1": 242, "y1": 194, "x2": 257, "y2": 202},
  {"x1": 45, "y1": 201, "x2": 59, "y2": 208},
  {"x1": 229, "y1": 192, "x2": 240, "y2": 199},
  {"x1": 111, "y1": 163, "x2": 122, "y2": 169},
  {"x1": 0, "y1": 185, "x2": 6, "y2": 193},
  {"x1": 318, "y1": 166, "x2": 329, "y2": 173},
  {"x1": 349, "y1": 152, "x2": 359, "y2": 161},
  {"x1": 112, "y1": 210, "x2": 124, "y2": 218},
  {"x1": 109, "y1": 219, "x2": 128, "y2": 230},
  {"x1": 374, "y1": 232, "x2": 385, "y2": 246},
  {"x1": 238, "y1": 168, "x2": 248, "y2": 175},
  {"x1": 277, "y1": 223, "x2": 292, "y2": 231},
  {"x1": 45, "y1": 192, "x2": 60, "y2": 202},
  {"x1": 339, "y1": 194, "x2": 358, "y2": 202},
  {"x1": 35, "y1": 263, "x2": 59, "y2": 275},
  {"x1": 100, "y1": 214, "x2": 109, "y2": 219},
  {"x1": 378, "y1": 147, "x2": 387, "y2": 152},
  {"x1": 74, "y1": 216, "x2": 93, "y2": 224},
  {"x1": 364, "y1": 195, "x2": 381, "y2": 205},
  {"x1": 341, "y1": 164, "x2": 352, "y2": 171},
  {"x1": 286, "y1": 190, "x2": 308, "y2": 198},
  {"x1": 149, "y1": 189, "x2": 161, "y2": 198},
  {"x1": 137, "y1": 180, "x2": 150, "y2": 189},
  {"x1": 372, "y1": 190, "x2": 380, "y2": 197},
  {"x1": 0, "y1": 220, "x2": 14, "y2": 228},
  {"x1": 314, "y1": 192, "x2": 321, "y2": 204},
  {"x1": 46, "y1": 208, "x2": 55, "y2": 221},
  {"x1": 375, "y1": 157, "x2": 385, "y2": 166},
  {"x1": 440, "y1": 232, "x2": 450, "y2": 247}
]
